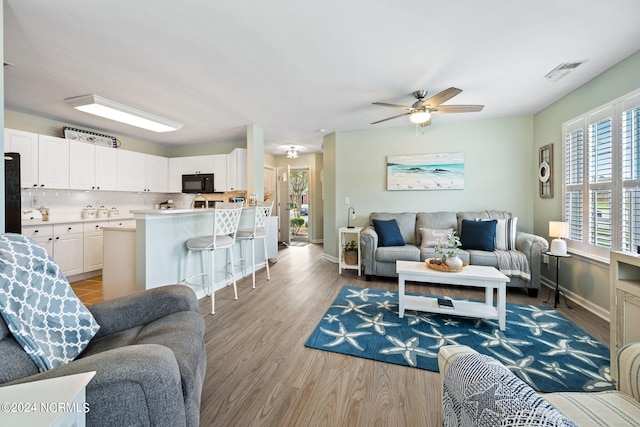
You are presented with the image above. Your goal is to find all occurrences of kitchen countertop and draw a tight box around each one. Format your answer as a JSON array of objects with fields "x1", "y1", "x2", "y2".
[{"x1": 21, "y1": 215, "x2": 135, "y2": 226}]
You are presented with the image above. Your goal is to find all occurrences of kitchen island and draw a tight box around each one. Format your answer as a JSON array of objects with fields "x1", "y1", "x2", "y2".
[{"x1": 128, "y1": 208, "x2": 277, "y2": 299}]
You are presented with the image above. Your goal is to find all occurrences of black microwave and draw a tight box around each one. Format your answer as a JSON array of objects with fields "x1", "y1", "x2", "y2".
[{"x1": 182, "y1": 173, "x2": 215, "y2": 193}]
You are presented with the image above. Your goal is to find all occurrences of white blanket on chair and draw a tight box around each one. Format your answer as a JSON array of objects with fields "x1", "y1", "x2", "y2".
[{"x1": 494, "y1": 249, "x2": 531, "y2": 281}]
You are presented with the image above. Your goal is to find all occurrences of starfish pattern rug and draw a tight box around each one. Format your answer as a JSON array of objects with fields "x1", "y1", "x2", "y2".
[{"x1": 305, "y1": 286, "x2": 615, "y2": 393}]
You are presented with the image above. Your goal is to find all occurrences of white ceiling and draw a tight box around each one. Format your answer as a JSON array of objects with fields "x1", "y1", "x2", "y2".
[{"x1": 4, "y1": 1, "x2": 640, "y2": 155}]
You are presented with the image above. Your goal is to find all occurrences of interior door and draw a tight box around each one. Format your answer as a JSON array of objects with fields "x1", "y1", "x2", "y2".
[{"x1": 277, "y1": 166, "x2": 290, "y2": 245}]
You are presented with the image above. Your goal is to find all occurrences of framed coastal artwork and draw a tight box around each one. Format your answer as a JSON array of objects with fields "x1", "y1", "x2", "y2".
[{"x1": 387, "y1": 152, "x2": 464, "y2": 191}]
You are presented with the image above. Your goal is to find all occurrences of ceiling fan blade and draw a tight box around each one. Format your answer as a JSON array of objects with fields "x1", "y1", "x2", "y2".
[
  {"x1": 421, "y1": 87, "x2": 462, "y2": 108},
  {"x1": 372, "y1": 102, "x2": 412, "y2": 110},
  {"x1": 431, "y1": 105, "x2": 484, "y2": 114},
  {"x1": 371, "y1": 112, "x2": 410, "y2": 124}
]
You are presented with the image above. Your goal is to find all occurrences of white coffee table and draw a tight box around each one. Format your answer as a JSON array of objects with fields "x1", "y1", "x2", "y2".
[{"x1": 396, "y1": 260, "x2": 510, "y2": 331}]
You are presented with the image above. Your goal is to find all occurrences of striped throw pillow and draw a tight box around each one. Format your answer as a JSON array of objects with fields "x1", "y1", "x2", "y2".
[{"x1": 495, "y1": 217, "x2": 517, "y2": 250}]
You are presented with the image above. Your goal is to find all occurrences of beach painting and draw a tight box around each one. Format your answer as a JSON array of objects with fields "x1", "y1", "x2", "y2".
[{"x1": 387, "y1": 152, "x2": 464, "y2": 191}]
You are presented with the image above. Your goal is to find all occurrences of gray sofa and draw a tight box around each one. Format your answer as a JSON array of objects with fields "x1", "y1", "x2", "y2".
[
  {"x1": 361, "y1": 211, "x2": 548, "y2": 296},
  {"x1": 0, "y1": 285, "x2": 206, "y2": 427}
]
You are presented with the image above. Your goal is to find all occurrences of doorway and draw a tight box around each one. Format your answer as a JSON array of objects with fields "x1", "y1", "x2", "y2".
[{"x1": 289, "y1": 167, "x2": 309, "y2": 244}]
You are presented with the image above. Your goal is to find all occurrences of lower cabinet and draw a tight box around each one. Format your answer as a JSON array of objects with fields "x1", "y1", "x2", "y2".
[
  {"x1": 83, "y1": 222, "x2": 104, "y2": 272},
  {"x1": 23, "y1": 219, "x2": 136, "y2": 279},
  {"x1": 52, "y1": 223, "x2": 84, "y2": 277}
]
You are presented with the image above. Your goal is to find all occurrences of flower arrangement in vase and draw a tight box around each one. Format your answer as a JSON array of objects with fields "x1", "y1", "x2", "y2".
[{"x1": 432, "y1": 231, "x2": 463, "y2": 268}]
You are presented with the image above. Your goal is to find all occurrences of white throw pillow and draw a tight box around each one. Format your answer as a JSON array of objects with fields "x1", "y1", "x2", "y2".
[
  {"x1": 419, "y1": 228, "x2": 454, "y2": 248},
  {"x1": 495, "y1": 217, "x2": 517, "y2": 250}
]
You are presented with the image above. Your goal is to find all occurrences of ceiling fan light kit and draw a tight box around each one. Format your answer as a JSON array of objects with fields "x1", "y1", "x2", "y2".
[
  {"x1": 372, "y1": 87, "x2": 484, "y2": 127},
  {"x1": 65, "y1": 94, "x2": 183, "y2": 133}
]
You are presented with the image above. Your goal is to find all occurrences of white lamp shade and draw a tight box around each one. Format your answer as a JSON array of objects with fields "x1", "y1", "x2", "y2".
[
  {"x1": 409, "y1": 110, "x2": 431, "y2": 124},
  {"x1": 549, "y1": 221, "x2": 568, "y2": 255},
  {"x1": 549, "y1": 221, "x2": 568, "y2": 238}
]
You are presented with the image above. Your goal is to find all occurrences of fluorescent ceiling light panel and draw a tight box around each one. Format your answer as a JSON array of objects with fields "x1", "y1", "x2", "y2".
[{"x1": 65, "y1": 95, "x2": 183, "y2": 133}]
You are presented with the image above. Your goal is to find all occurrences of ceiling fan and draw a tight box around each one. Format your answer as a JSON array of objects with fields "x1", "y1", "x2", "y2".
[{"x1": 371, "y1": 87, "x2": 484, "y2": 127}]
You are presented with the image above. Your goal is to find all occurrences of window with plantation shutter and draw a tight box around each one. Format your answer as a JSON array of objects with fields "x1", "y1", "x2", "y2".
[{"x1": 562, "y1": 88, "x2": 640, "y2": 260}]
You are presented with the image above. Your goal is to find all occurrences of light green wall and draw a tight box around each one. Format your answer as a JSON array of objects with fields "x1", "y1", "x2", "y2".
[
  {"x1": 324, "y1": 116, "x2": 534, "y2": 259},
  {"x1": 533, "y1": 49, "x2": 640, "y2": 315},
  {"x1": 163, "y1": 140, "x2": 245, "y2": 157}
]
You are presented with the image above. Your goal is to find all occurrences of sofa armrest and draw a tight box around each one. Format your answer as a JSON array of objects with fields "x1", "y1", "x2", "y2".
[
  {"x1": 5, "y1": 344, "x2": 187, "y2": 427},
  {"x1": 361, "y1": 226, "x2": 379, "y2": 276},
  {"x1": 516, "y1": 232, "x2": 549, "y2": 288},
  {"x1": 89, "y1": 285, "x2": 200, "y2": 339},
  {"x1": 617, "y1": 342, "x2": 640, "y2": 398},
  {"x1": 438, "y1": 345, "x2": 477, "y2": 379}
]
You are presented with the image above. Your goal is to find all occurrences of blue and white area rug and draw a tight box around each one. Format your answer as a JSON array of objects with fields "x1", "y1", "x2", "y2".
[{"x1": 305, "y1": 286, "x2": 615, "y2": 393}]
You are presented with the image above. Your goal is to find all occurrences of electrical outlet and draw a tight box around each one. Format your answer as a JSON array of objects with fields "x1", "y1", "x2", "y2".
[
  {"x1": 344, "y1": 197, "x2": 350, "y2": 204},
  {"x1": 542, "y1": 254, "x2": 549, "y2": 265}
]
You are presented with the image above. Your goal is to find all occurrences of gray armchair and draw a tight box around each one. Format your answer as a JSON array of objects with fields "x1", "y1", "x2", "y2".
[{"x1": 0, "y1": 285, "x2": 206, "y2": 427}]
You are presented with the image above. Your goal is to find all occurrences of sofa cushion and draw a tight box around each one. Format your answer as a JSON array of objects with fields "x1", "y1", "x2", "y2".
[
  {"x1": 370, "y1": 212, "x2": 417, "y2": 245},
  {"x1": 495, "y1": 217, "x2": 518, "y2": 250},
  {"x1": 466, "y1": 249, "x2": 498, "y2": 267},
  {"x1": 0, "y1": 233, "x2": 100, "y2": 371},
  {"x1": 372, "y1": 219, "x2": 406, "y2": 247},
  {"x1": 376, "y1": 245, "x2": 420, "y2": 262},
  {"x1": 419, "y1": 228, "x2": 453, "y2": 248},
  {"x1": 461, "y1": 219, "x2": 497, "y2": 251},
  {"x1": 416, "y1": 212, "x2": 458, "y2": 244},
  {"x1": 457, "y1": 210, "x2": 512, "y2": 236}
]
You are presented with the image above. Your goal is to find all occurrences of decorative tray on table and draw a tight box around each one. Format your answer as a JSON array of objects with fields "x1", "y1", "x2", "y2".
[{"x1": 425, "y1": 258, "x2": 468, "y2": 273}]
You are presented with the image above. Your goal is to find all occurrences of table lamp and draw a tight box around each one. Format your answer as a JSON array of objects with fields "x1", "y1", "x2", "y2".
[
  {"x1": 549, "y1": 221, "x2": 568, "y2": 255},
  {"x1": 347, "y1": 207, "x2": 355, "y2": 228}
]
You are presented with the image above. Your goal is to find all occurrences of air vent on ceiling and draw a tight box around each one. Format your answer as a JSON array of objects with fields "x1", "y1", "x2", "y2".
[{"x1": 544, "y1": 60, "x2": 587, "y2": 82}]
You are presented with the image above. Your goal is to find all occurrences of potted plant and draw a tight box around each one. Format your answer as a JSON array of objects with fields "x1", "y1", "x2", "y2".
[
  {"x1": 433, "y1": 231, "x2": 463, "y2": 268},
  {"x1": 343, "y1": 240, "x2": 358, "y2": 265}
]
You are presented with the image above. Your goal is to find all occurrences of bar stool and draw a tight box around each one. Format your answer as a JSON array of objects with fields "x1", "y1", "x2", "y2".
[
  {"x1": 182, "y1": 202, "x2": 243, "y2": 314},
  {"x1": 236, "y1": 201, "x2": 273, "y2": 289}
]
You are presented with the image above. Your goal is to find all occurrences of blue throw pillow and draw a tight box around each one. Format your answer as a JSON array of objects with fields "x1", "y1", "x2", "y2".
[
  {"x1": 461, "y1": 219, "x2": 497, "y2": 251},
  {"x1": 372, "y1": 219, "x2": 405, "y2": 247},
  {"x1": 0, "y1": 233, "x2": 100, "y2": 371}
]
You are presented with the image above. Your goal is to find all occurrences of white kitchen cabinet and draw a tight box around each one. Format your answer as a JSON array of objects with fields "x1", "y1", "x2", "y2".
[
  {"x1": 83, "y1": 222, "x2": 104, "y2": 272},
  {"x1": 4, "y1": 128, "x2": 39, "y2": 188},
  {"x1": 38, "y1": 135, "x2": 70, "y2": 189},
  {"x1": 95, "y1": 145, "x2": 118, "y2": 191},
  {"x1": 227, "y1": 148, "x2": 247, "y2": 191},
  {"x1": 182, "y1": 155, "x2": 214, "y2": 174},
  {"x1": 69, "y1": 140, "x2": 96, "y2": 190},
  {"x1": 108, "y1": 218, "x2": 136, "y2": 228},
  {"x1": 116, "y1": 149, "x2": 146, "y2": 192},
  {"x1": 146, "y1": 154, "x2": 169, "y2": 193},
  {"x1": 168, "y1": 157, "x2": 184, "y2": 192},
  {"x1": 52, "y1": 223, "x2": 84, "y2": 277},
  {"x1": 212, "y1": 154, "x2": 228, "y2": 191},
  {"x1": 23, "y1": 224, "x2": 54, "y2": 254}
]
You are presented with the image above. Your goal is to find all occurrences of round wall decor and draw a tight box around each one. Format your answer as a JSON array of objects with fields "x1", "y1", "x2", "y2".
[{"x1": 539, "y1": 161, "x2": 551, "y2": 183}]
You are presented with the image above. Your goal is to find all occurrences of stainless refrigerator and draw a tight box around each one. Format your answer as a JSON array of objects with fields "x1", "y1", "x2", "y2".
[{"x1": 4, "y1": 152, "x2": 21, "y2": 233}]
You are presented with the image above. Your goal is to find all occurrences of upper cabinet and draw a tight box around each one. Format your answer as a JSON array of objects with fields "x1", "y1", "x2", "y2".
[
  {"x1": 182, "y1": 155, "x2": 215, "y2": 175},
  {"x1": 212, "y1": 154, "x2": 227, "y2": 192},
  {"x1": 4, "y1": 128, "x2": 39, "y2": 188},
  {"x1": 227, "y1": 148, "x2": 247, "y2": 191},
  {"x1": 116, "y1": 149, "x2": 147, "y2": 192},
  {"x1": 69, "y1": 141, "x2": 118, "y2": 191},
  {"x1": 145, "y1": 154, "x2": 169, "y2": 193}
]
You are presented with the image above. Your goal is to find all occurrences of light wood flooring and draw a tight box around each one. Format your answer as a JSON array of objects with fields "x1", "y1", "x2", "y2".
[{"x1": 71, "y1": 243, "x2": 610, "y2": 426}]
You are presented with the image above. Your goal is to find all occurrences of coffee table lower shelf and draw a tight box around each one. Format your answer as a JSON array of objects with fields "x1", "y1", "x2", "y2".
[{"x1": 403, "y1": 295, "x2": 498, "y2": 320}]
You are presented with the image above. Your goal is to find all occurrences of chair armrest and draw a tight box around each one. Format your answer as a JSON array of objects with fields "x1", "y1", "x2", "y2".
[
  {"x1": 438, "y1": 345, "x2": 477, "y2": 378},
  {"x1": 516, "y1": 232, "x2": 549, "y2": 287},
  {"x1": 361, "y1": 226, "x2": 379, "y2": 275},
  {"x1": 89, "y1": 285, "x2": 200, "y2": 339},
  {"x1": 617, "y1": 342, "x2": 640, "y2": 398},
  {"x1": 5, "y1": 344, "x2": 187, "y2": 427}
]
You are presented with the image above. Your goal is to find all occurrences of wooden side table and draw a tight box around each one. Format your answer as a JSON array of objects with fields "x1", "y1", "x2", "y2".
[
  {"x1": 0, "y1": 371, "x2": 96, "y2": 427},
  {"x1": 338, "y1": 226, "x2": 363, "y2": 275},
  {"x1": 544, "y1": 252, "x2": 572, "y2": 309}
]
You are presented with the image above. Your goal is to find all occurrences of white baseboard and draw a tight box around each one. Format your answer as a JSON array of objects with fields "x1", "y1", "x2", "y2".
[
  {"x1": 323, "y1": 253, "x2": 338, "y2": 263},
  {"x1": 539, "y1": 277, "x2": 610, "y2": 322}
]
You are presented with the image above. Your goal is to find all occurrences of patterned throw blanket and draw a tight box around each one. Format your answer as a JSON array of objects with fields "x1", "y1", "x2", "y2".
[
  {"x1": 495, "y1": 249, "x2": 531, "y2": 281},
  {"x1": 443, "y1": 352, "x2": 577, "y2": 427}
]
